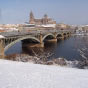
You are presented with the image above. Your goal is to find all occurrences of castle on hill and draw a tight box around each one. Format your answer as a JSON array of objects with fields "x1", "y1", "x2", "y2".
[{"x1": 29, "y1": 11, "x2": 56, "y2": 25}]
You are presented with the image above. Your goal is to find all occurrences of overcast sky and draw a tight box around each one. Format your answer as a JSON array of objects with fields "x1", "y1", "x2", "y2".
[{"x1": 0, "y1": 0, "x2": 88, "y2": 25}]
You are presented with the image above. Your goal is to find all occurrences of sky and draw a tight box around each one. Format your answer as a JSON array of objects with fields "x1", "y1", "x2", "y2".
[{"x1": 0, "y1": 0, "x2": 88, "y2": 25}]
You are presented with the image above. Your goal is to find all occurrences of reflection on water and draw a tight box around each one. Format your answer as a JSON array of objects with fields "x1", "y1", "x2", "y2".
[{"x1": 5, "y1": 35, "x2": 88, "y2": 61}]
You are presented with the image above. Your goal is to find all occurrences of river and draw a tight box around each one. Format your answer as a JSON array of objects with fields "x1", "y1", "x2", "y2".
[{"x1": 5, "y1": 35, "x2": 88, "y2": 61}]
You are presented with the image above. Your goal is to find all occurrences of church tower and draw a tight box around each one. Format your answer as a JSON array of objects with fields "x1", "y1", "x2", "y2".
[
  {"x1": 29, "y1": 11, "x2": 35, "y2": 24},
  {"x1": 42, "y1": 14, "x2": 48, "y2": 24}
]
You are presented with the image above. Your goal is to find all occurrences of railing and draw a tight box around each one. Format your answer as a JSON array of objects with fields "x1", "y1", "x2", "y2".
[{"x1": 0, "y1": 29, "x2": 71, "y2": 38}]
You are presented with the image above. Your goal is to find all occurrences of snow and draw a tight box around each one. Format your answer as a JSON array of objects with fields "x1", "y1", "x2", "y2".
[
  {"x1": 0, "y1": 35, "x2": 5, "y2": 38},
  {"x1": 37, "y1": 24, "x2": 56, "y2": 28},
  {"x1": 41, "y1": 24, "x2": 56, "y2": 28},
  {"x1": 0, "y1": 59, "x2": 88, "y2": 88}
]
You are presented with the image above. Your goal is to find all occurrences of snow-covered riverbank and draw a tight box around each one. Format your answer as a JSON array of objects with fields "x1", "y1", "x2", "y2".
[{"x1": 0, "y1": 59, "x2": 88, "y2": 88}]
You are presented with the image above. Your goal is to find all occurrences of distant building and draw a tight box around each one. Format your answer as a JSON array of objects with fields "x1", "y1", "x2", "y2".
[
  {"x1": 81, "y1": 25, "x2": 88, "y2": 33},
  {"x1": 56, "y1": 23, "x2": 71, "y2": 30},
  {"x1": 29, "y1": 11, "x2": 56, "y2": 25},
  {"x1": 0, "y1": 24, "x2": 19, "y2": 32}
]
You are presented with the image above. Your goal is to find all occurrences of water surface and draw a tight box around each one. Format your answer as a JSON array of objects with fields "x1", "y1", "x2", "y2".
[{"x1": 5, "y1": 35, "x2": 88, "y2": 61}]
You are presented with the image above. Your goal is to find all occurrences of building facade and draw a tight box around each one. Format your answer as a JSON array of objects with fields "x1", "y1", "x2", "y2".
[{"x1": 29, "y1": 11, "x2": 56, "y2": 25}]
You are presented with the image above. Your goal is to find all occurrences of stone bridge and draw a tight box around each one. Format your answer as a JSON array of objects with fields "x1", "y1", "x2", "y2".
[{"x1": 0, "y1": 30, "x2": 71, "y2": 58}]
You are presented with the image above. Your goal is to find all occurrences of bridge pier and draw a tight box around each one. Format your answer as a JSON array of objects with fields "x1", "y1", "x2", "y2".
[
  {"x1": 39, "y1": 33, "x2": 44, "y2": 48},
  {"x1": 38, "y1": 42, "x2": 44, "y2": 48},
  {"x1": 54, "y1": 32, "x2": 58, "y2": 42},
  {"x1": 0, "y1": 39, "x2": 4, "y2": 58},
  {"x1": 57, "y1": 37, "x2": 64, "y2": 40},
  {"x1": 46, "y1": 38, "x2": 57, "y2": 43},
  {"x1": 68, "y1": 33, "x2": 71, "y2": 37}
]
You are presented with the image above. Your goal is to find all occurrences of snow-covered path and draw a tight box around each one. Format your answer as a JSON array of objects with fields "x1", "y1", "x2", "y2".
[{"x1": 0, "y1": 60, "x2": 88, "y2": 88}]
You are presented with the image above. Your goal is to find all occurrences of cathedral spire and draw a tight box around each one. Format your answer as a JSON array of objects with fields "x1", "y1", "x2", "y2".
[{"x1": 29, "y1": 11, "x2": 35, "y2": 24}]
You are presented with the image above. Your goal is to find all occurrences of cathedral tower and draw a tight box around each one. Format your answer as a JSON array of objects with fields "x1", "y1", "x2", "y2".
[{"x1": 29, "y1": 11, "x2": 35, "y2": 24}]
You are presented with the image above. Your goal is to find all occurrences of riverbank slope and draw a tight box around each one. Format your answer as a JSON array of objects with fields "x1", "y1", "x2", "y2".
[{"x1": 0, "y1": 59, "x2": 88, "y2": 88}]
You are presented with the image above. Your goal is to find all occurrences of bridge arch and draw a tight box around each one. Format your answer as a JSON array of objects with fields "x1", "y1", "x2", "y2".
[
  {"x1": 56, "y1": 33, "x2": 63, "y2": 37},
  {"x1": 63, "y1": 33, "x2": 67, "y2": 35},
  {"x1": 63, "y1": 33, "x2": 67, "y2": 36},
  {"x1": 4, "y1": 36, "x2": 40, "y2": 52},
  {"x1": 42, "y1": 33, "x2": 55, "y2": 42},
  {"x1": 67, "y1": 32, "x2": 70, "y2": 35}
]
